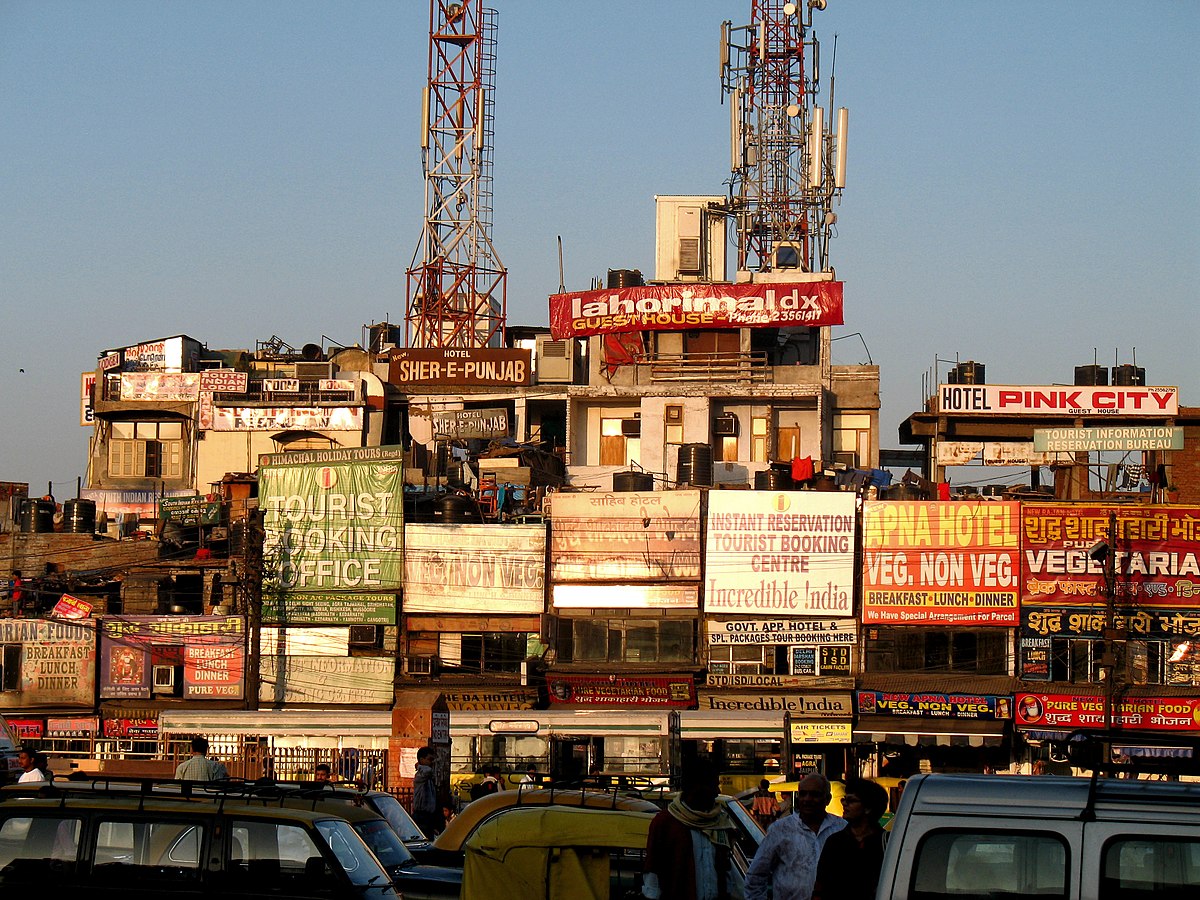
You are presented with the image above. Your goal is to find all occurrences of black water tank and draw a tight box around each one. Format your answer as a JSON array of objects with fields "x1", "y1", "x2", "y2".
[
  {"x1": 755, "y1": 468, "x2": 794, "y2": 491},
  {"x1": 606, "y1": 268, "x2": 644, "y2": 289},
  {"x1": 19, "y1": 499, "x2": 56, "y2": 533},
  {"x1": 613, "y1": 471, "x2": 654, "y2": 492},
  {"x1": 438, "y1": 493, "x2": 481, "y2": 524},
  {"x1": 64, "y1": 499, "x2": 96, "y2": 534},
  {"x1": 1074, "y1": 365, "x2": 1108, "y2": 386},
  {"x1": 949, "y1": 361, "x2": 985, "y2": 385},
  {"x1": 677, "y1": 444, "x2": 713, "y2": 487},
  {"x1": 1111, "y1": 365, "x2": 1146, "y2": 386}
]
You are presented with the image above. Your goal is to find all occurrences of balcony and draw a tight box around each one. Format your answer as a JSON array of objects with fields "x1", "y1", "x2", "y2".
[{"x1": 646, "y1": 351, "x2": 769, "y2": 384}]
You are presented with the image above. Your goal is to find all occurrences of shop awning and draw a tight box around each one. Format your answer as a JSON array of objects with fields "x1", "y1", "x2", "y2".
[
  {"x1": 679, "y1": 711, "x2": 785, "y2": 740},
  {"x1": 1020, "y1": 729, "x2": 1195, "y2": 759},
  {"x1": 853, "y1": 716, "x2": 1006, "y2": 747}
]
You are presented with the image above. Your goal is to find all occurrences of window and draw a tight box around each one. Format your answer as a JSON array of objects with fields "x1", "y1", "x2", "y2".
[
  {"x1": 866, "y1": 628, "x2": 1008, "y2": 675},
  {"x1": 708, "y1": 644, "x2": 772, "y2": 675},
  {"x1": 665, "y1": 405, "x2": 684, "y2": 445},
  {"x1": 1102, "y1": 836, "x2": 1200, "y2": 897},
  {"x1": 750, "y1": 416, "x2": 769, "y2": 463},
  {"x1": 912, "y1": 830, "x2": 1067, "y2": 898},
  {"x1": 566, "y1": 617, "x2": 695, "y2": 664},
  {"x1": 108, "y1": 421, "x2": 184, "y2": 479},
  {"x1": 600, "y1": 417, "x2": 639, "y2": 466},
  {"x1": 1, "y1": 644, "x2": 21, "y2": 691},
  {"x1": 92, "y1": 819, "x2": 203, "y2": 881},
  {"x1": 437, "y1": 632, "x2": 539, "y2": 674},
  {"x1": 833, "y1": 413, "x2": 872, "y2": 469},
  {"x1": 1050, "y1": 637, "x2": 1104, "y2": 683}
]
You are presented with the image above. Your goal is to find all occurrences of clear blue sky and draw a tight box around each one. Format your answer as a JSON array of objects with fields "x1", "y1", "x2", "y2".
[{"x1": 2, "y1": 0, "x2": 1197, "y2": 496}]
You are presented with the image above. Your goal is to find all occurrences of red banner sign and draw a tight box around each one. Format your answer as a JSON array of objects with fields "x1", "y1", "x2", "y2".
[
  {"x1": 1015, "y1": 692, "x2": 1200, "y2": 731},
  {"x1": 7, "y1": 719, "x2": 43, "y2": 740},
  {"x1": 547, "y1": 674, "x2": 697, "y2": 707},
  {"x1": 548, "y1": 282, "x2": 843, "y2": 339},
  {"x1": 1022, "y1": 504, "x2": 1200, "y2": 609},
  {"x1": 862, "y1": 502, "x2": 1020, "y2": 626}
]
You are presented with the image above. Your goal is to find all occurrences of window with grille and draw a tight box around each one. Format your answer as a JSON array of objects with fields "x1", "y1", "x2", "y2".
[{"x1": 1, "y1": 644, "x2": 21, "y2": 691}]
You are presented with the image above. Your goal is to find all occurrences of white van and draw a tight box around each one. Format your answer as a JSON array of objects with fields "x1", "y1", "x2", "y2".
[{"x1": 876, "y1": 772, "x2": 1200, "y2": 899}]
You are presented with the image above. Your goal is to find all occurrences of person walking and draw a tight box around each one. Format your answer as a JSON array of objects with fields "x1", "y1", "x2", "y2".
[
  {"x1": 412, "y1": 746, "x2": 443, "y2": 838},
  {"x1": 750, "y1": 779, "x2": 781, "y2": 830},
  {"x1": 642, "y1": 757, "x2": 736, "y2": 900},
  {"x1": 174, "y1": 737, "x2": 228, "y2": 781},
  {"x1": 745, "y1": 773, "x2": 846, "y2": 900},
  {"x1": 812, "y1": 779, "x2": 890, "y2": 900}
]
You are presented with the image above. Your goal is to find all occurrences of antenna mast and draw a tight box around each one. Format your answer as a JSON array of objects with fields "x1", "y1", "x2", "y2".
[
  {"x1": 406, "y1": 0, "x2": 507, "y2": 349},
  {"x1": 721, "y1": 0, "x2": 847, "y2": 275}
]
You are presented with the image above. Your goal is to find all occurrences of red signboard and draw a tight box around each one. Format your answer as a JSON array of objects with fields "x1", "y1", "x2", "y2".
[
  {"x1": 1022, "y1": 504, "x2": 1200, "y2": 609},
  {"x1": 862, "y1": 501, "x2": 1020, "y2": 626},
  {"x1": 548, "y1": 282, "x2": 844, "y2": 339},
  {"x1": 1015, "y1": 692, "x2": 1200, "y2": 732},
  {"x1": 547, "y1": 674, "x2": 697, "y2": 707},
  {"x1": 7, "y1": 719, "x2": 43, "y2": 740},
  {"x1": 103, "y1": 718, "x2": 158, "y2": 738},
  {"x1": 51, "y1": 593, "x2": 94, "y2": 620}
]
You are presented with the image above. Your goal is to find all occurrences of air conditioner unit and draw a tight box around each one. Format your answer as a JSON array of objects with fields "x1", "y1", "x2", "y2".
[
  {"x1": 621, "y1": 418, "x2": 642, "y2": 437},
  {"x1": 713, "y1": 414, "x2": 739, "y2": 437},
  {"x1": 678, "y1": 237, "x2": 701, "y2": 274},
  {"x1": 535, "y1": 334, "x2": 577, "y2": 384},
  {"x1": 404, "y1": 655, "x2": 436, "y2": 676},
  {"x1": 152, "y1": 665, "x2": 176, "y2": 692},
  {"x1": 349, "y1": 625, "x2": 382, "y2": 648},
  {"x1": 295, "y1": 361, "x2": 334, "y2": 380}
]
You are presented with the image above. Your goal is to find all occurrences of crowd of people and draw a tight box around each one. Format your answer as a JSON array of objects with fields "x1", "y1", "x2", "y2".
[{"x1": 642, "y1": 762, "x2": 893, "y2": 900}]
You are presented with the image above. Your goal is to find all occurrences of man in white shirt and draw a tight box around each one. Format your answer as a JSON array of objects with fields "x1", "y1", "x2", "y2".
[
  {"x1": 174, "y1": 736, "x2": 228, "y2": 781},
  {"x1": 16, "y1": 747, "x2": 46, "y2": 784},
  {"x1": 745, "y1": 773, "x2": 846, "y2": 900}
]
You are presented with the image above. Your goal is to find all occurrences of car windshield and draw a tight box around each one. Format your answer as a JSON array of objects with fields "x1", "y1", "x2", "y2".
[
  {"x1": 0, "y1": 717, "x2": 16, "y2": 750},
  {"x1": 315, "y1": 818, "x2": 392, "y2": 887},
  {"x1": 352, "y1": 818, "x2": 416, "y2": 870},
  {"x1": 369, "y1": 793, "x2": 426, "y2": 843}
]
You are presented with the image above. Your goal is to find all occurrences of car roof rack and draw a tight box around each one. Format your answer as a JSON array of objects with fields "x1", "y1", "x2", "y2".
[{"x1": 1055, "y1": 729, "x2": 1200, "y2": 822}]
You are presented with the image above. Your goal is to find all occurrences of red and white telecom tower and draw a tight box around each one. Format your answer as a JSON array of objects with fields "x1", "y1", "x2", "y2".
[
  {"x1": 406, "y1": 0, "x2": 506, "y2": 350},
  {"x1": 721, "y1": 0, "x2": 848, "y2": 275}
]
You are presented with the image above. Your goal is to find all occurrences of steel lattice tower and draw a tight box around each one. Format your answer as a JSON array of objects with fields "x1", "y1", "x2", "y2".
[
  {"x1": 722, "y1": 0, "x2": 846, "y2": 275},
  {"x1": 406, "y1": 0, "x2": 506, "y2": 349}
]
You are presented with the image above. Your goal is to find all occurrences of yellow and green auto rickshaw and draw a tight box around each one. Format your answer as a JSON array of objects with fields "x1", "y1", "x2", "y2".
[{"x1": 460, "y1": 804, "x2": 656, "y2": 900}]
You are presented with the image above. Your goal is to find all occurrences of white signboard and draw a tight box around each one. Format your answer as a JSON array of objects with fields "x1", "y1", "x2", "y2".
[
  {"x1": 80, "y1": 373, "x2": 96, "y2": 426},
  {"x1": 403, "y1": 524, "x2": 546, "y2": 613},
  {"x1": 553, "y1": 583, "x2": 698, "y2": 610},
  {"x1": 698, "y1": 691, "x2": 852, "y2": 718},
  {"x1": 937, "y1": 441, "x2": 1067, "y2": 467},
  {"x1": 120, "y1": 372, "x2": 201, "y2": 401},
  {"x1": 548, "y1": 490, "x2": 702, "y2": 581},
  {"x1": 260, "y1": 627, "x2": 350, "y2": 656},
  {"x1": 937, "y1": 384, "x2": 1178, "y2": 417},
  {"x1": 263, "y1": 378, "x2": 300, "y2": 393},
  {"x1": 200, "y1": 369, "x2": 249, "y2": 393},
  {"x1": 209, "y1": 406, "x2": 363, "y2": 431},
  {"x1": 705, "y1": 618, "x2": 856, "y2": 645},
  {"x1": 705, "y1": 492, "x2": 856, "y2": 616},
  {"x1": 259, "y1": 656, "x2": 394, "y2": 705}
]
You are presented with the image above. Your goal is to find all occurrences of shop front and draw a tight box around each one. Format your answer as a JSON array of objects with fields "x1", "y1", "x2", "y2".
[{"x1": 853, "y1": 685, "x2": 1012, "y2": 776}]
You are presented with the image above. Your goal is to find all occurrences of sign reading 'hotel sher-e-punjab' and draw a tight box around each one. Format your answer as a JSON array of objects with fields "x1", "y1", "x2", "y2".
[{"x1": 548, "y1": 282, "x2": 843, "y2": 338}]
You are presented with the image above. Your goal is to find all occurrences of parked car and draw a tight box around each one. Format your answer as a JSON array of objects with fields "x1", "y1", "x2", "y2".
[
  {"x1": 0, "y1": 782, "x2": 400, "y2": 898},
  {"x1": 877, "y1": 731, "x2": 1200, "y2": 900},
  {"x1": 0, "y1": 717, "x2": 19, "y2": 785},
  {"x1": 282, "y1": 782, "x2": 432, "y2": 856}
]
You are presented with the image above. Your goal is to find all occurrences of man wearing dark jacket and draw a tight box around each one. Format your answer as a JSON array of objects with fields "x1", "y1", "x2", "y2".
[{"x1": 642, "y1": 758, "x2": 736, "y2": 900}]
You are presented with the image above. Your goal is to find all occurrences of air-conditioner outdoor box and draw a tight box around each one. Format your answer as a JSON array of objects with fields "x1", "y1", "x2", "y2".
[
  {"x1": 152, "y1": 665, "x2": 176, "y2": 691},
  {"x1": 621, "y1": 418, "x2": 642, "y2": 437},
  {"x1": 404, "y1": 656, "x2": 435, "y2": 676},
  {"x1": 295, "y1": 361, "x2": 334, "y2": 380},
  {"x1": 713, "y1": 414, "x2": 739, "y2": 437},
  {"x1": 349, "y1": 625, "x2": 381, "y2": 647},
  {"x1": 535, "y1": 335, "x2": 576, "y2": 384}
]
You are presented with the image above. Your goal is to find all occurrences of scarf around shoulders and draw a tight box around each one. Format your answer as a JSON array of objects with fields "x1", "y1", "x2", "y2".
[{"x1": 667, "y1": 797, "x2": 736, "y2": 849}]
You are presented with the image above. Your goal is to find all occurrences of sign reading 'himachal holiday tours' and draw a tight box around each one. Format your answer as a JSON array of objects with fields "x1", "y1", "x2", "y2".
[
  {"x1": 704, "y1": 492, "x2": 856, "y2": 616},
  {"x1": 861, "y1": 501, "x2": 1020, "y2": 626},
  {"x1": 548, "y1": 281, "x2": 843, "y2": 338}
]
